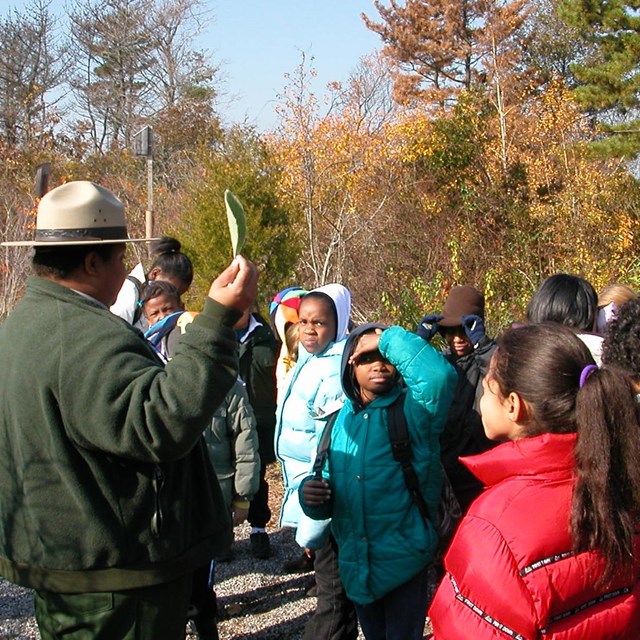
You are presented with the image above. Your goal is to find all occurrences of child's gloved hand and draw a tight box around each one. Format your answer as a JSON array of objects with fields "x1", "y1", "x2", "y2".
[
  {"x1": 301, "y1": 478, "x2": 331, "y2": 506},
  {"x1": 461, "y1": 314, "x2": 486, "y2": 347},
  {"x1": 417, "y1": 314, "x2": 443, "y2": 342}
]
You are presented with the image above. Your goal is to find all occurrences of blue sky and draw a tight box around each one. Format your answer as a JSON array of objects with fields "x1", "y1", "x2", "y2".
[
  {"x1": 206, "y1": 1, "x2": 382, "y2": 129},
  {"x1": 7, "y1": 0, "x2": 382, "y2": 131}
]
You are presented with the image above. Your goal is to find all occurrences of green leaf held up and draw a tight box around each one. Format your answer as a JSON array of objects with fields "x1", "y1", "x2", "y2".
[{"x1": 224, "y1": 189, "x2": 247, "y2": 256}]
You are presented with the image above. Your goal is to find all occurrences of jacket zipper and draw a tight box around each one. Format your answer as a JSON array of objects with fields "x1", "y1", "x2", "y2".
[{"x1": 151, "y1": 465, "x2": 165, "y2": 537}]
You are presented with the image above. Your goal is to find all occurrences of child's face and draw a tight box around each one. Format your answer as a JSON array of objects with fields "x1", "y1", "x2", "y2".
[
  {"x1": 354, "y1": 349, "x2": 397, "y2": 403},
  {"x1": 298, "y1": 297, "x2": 337, "y2": 355},
  {"x1": 480, "y1": 358, "x2": 522, "y2": 441},
  {"x1": 442, "y1": 326, "x2": 473, "y2": 357},
  {"x1": 144, "y1": 293, "x2": 181, "y2": 326}
]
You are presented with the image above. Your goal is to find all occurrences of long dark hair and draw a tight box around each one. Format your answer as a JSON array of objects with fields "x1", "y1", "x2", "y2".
[{"x1": 491, "y1": 323, "x2": 640, "y2": 584}]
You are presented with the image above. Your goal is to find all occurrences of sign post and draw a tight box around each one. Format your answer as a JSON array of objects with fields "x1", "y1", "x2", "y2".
[{"x1": 133, "y1": 126, "x2": 154, "y2": 243}]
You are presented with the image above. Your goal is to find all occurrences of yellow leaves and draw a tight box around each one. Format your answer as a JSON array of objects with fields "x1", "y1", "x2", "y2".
[
  {"x1": 270, "y1": 52, "x2": 640, "y2": 319},
  {"x1": 387, "y1": 114, "x2": 433, "y2": 163},
  {"x1": 386, "y1": 110, "x2": 450, "y2": 164},
  {"x1": 615, "y1": 214, "x2": 634, "y2": 256},
  {"x1": 447, "y1": 236, "x2": 464, "y2": 284},
  {"x1": 420, "y1": 197, "x2": 443, "y2": 219},
  {"x1": 269, "y1": 108, "x2": 389, "y2": 218}
]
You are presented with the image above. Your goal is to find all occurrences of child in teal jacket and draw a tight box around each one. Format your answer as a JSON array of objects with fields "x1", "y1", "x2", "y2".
[{"x1": 301, "y1": 323, "x2": 456, "y2": 640}]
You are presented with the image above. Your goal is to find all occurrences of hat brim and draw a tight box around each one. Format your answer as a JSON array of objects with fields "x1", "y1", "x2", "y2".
[
  {"x1": 438, "y1": 316, "x2": 463, "y2": 328},
  {"x1": 2, "y1": 237, "x2": 159, "y2": 247}
]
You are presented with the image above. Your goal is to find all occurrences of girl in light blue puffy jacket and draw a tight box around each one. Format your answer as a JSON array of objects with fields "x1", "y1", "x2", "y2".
[
  {"x1": 274, "y1": 284, "x2": 359, "y2": 640},
  {"x1": 274, "y1": 284, "x2": 352, "y2": 529}
]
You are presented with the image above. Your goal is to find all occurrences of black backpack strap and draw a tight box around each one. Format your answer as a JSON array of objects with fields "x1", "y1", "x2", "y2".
[
  {"x1": 312, "y1": 411, "x2": 340, "y2": 478},
  {"x1": 127, "y1": 275, "x2": 144, "y2": 324},
  {"x1": 387, "y1": 391, "x2": 432, "y2": 523}
]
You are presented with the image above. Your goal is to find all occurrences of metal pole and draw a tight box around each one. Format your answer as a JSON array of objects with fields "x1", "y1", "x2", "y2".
[{"x1": 145, "y1": 156, "x2": 153, "y2": 243}]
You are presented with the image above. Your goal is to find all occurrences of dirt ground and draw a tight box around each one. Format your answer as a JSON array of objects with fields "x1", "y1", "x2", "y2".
[{"x1": 265, "y1": 462, "x2": 285, "y2": 521}]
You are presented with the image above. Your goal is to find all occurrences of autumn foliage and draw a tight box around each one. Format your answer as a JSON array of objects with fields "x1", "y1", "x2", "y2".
[{"x1": 1, "y1": 0, "x2": 640, "y2": 332}]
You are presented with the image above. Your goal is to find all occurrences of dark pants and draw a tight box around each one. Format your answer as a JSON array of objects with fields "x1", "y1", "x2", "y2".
[
  {"x1": 190, "y1": 562, "x2": 218, "y2": 622},
  {"x1": 248, "y1": 463, "x2": 271, "y2": 529},
  {"x1": 302, "y1": 534, "x2": 358, "y2": 640},
  {"x1": 34, "y1": 573, "x2": 192, "y2": 640},
  {"x1": 354, "y1": 566, "x2": 431, "y2": 640}
]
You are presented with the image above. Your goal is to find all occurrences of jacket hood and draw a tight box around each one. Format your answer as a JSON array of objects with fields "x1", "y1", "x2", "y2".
[
  {"x1": 269, "y1": 286, "x2": 307, "y2": 344},
  {"x1": 309, "y1": 284, "x2": 352, "y2": 343},
  {"x1": 341, "y1": 322, "x2": 388, "y2": 406}
]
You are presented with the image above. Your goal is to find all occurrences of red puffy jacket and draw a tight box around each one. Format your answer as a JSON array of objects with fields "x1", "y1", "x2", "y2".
[{"x1": 429, "y1": 433, "x2": 640, "y2": 639}]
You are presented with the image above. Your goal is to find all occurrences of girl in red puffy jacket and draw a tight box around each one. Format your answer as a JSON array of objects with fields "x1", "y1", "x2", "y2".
[{"x1": 428, "y1": 322, "x2": 640, "y2": 640}]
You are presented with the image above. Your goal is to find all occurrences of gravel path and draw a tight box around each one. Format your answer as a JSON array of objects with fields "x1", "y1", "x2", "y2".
[
  {"x1": 0, "y1": 467, "x2": 429, "y2": 639},
  {"x1": 0, "y1": 466, "x2": 341, "y2": 640},
  {"x1": 0, "y1": 578, "x2": 40, "y2": 640},
  {"x1": 198, "y1": 524, "x2": 322, "y2": 639},
  {"x1": 0, "y1": 525, "x2": 322, "y2": 640}
]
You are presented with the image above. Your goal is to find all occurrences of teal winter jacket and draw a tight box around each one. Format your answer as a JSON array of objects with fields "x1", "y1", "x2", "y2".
[{"x1": 301, "y1": 325, "x2": 456, "y2": 604}]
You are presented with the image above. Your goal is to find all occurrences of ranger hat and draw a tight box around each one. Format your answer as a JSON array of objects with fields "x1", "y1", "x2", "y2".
[
  {"x1": 2, "y1": 180, "x2": 158, "y2": 247},
  {"x1": 438, "y1": 285, "x2": 485, "y2": 327}
]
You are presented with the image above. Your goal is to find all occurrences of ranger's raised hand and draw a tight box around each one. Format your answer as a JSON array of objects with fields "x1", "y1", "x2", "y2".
[{"x1": 208, "y1": 255, "x2": 258, "y2": 313}]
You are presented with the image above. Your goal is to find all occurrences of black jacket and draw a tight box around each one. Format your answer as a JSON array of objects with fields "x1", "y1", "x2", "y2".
[
  {"x1": 238, "y1": 315, "x2": 278, "y2": 464},
  {"x1": 440, "y1": 336, "x2": 498, "y2": 512}
]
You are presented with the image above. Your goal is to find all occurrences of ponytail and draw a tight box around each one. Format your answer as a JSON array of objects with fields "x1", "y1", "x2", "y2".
[
  {"x1": 147, "y1": 236, "x2": 193, "y2": 288},
  {"x1": 495, "y1": 323, "x2": 640, "y2": 585},
  {"x1": 572, "y1": 367, "x2": 640, "y2": 584}
]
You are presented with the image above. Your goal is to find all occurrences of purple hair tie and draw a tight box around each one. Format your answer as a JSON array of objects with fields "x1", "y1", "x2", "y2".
[{"x1": 579, "y1": 364, "x2": 598, "y2": 389}]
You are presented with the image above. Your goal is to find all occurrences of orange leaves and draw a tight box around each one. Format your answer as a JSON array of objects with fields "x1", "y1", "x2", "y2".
[
  {"x1": 365, "y1": 0, "x2": 529, "y2": 108},
  {"x1": 268, "y1": 46, "x2": 640, "y2": 325}
]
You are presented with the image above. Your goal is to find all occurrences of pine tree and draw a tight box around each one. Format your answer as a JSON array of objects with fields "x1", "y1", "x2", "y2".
[{"x1": 559, "y1": 0, "x2": 640, "y2": 157}]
